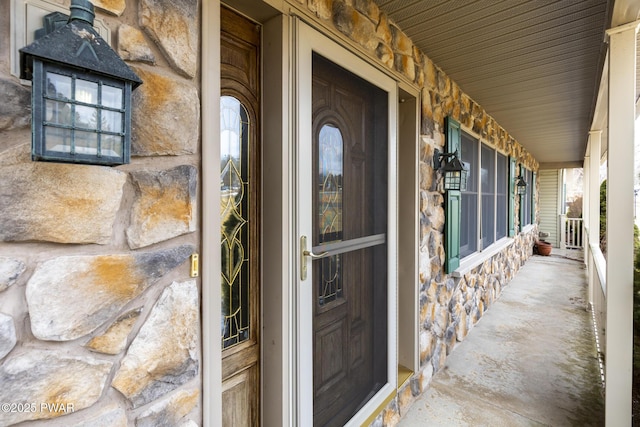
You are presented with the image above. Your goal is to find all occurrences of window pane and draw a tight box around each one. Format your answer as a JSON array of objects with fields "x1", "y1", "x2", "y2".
[
  {"x1": 74, "y1": 130, "x2": 98, "y2": 155},
  {"x1": 75, "y1": 79, "x2": 98, "y2": 105},
  {"x1": 46, "y1": 100, "x2": 72, "y2": 126},
  {"x1": 521, "y1": 168, "x2": 532, "y2": 227},
  {"x1": 460, "y1": 133, "x2": 478, "y2": 257},
  {"x1": 318, "y1": 124, "x2": 343, "y2": 243},
  {"x1": 461, "y1": 193, "x2": 478, "y2": 257},
  {"x1": 317, "y1": 124, "x2": 344, "y2": 305},
  {"x1": 481, "y1": 144, "x2": 495, "y2": 249},
  {"x1": 44, "y1": 126, "x2": 71, "y2": 153},
  {"x1": 101, "y1": 134, "x2": 123, "y2": 157},
  {"x1": 220, "y1": 96, "x2": 250, "y2": 349},
  {"x1": 496, "y1": 152, "x2": 508, "y2": 240},
  {"x1": 46, "y1": 72, "x2": 71, "y2": 99},
  {"x1": 75, "y1": 105, "x2": 98, "y2": 129},
  {"x1": 102, "y1": 110, "x2": 123, "y2": 133},
  {"x1": 527, "y1": 169, "x2": 533, "y2": 225},
  {"x1": 102, "y1": 85, "x2": 123, "y2": 109},
  {"x1": 462, "y1": 133, "x2": 478, "y2": 193}
]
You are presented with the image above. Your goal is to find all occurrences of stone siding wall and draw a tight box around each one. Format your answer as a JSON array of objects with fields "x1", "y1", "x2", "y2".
[
  {"x1": 299, "y1": 1, "x2": 539, "y2": 425},
  {"x1": 0, "y1": 0, "x2": 201, "y2": 425},
  {"x1": 0, "y1": 0, "x2": 540, "y2": 426}
]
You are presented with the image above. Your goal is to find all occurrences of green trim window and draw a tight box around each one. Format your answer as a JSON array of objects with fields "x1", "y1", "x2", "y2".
[
  {"x1": 444, "y1": 117, "x2": 512, "y2": 273},
  {"x1": 520, "y1": 167, "x2": 534, "y2": 229}
]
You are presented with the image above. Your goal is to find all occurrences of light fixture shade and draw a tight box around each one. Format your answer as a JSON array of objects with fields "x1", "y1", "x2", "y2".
[
  {"x1": 442, "y1": 155, "x2": 468, "y2": 191},
  {"x1": 516, "y1": 175, "x2": 527, "y2": 195},
  {"x1": 19, "y1": 0, "x2": 142, "y2": 166}
]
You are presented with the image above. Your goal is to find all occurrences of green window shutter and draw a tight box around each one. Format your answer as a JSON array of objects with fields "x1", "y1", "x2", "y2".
[
  {"x1": 508, "y1": 157, "x2": 516, "y2": 236},
  {"x1": 519, "y1": 167, "x2": 526, "y2": 230},
  {"x1": 445, "y1": 116, "x2": 461, "y2": 272},
  {"x1": 531, "y1": 172, "x2": 537, "y2": 224}
]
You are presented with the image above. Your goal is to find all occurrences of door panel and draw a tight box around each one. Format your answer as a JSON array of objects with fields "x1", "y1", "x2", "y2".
[
  {"x1": 221, "y1": 365, "x2": 259, "y2": 426},
  {"x1": 220, "y1": 6, "x2": 260, "y2": 427},
  {"x1": 311, "y1": 53, "x2": 388, "y2": 427}
]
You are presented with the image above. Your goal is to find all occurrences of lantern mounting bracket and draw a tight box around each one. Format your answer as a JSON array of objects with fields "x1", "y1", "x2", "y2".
[{"x1": 433, "y1": 148, "x2": 459, "y2": 170}]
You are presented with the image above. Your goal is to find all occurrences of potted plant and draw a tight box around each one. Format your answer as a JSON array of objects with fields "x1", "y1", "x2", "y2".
[{"x1": 536, "y1": 241, "x2": 552, "y2": 256}]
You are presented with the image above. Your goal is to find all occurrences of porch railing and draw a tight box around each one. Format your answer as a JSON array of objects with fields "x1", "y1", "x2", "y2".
[
  {"x1": 560, "y1": 215, "x2": 584, "y2": 249},
  {"x1": 586, "y1": 223, "x2": 606, "y2": 385}
]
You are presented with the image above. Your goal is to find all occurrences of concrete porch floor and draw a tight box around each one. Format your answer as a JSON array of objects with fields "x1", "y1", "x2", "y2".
[{"x1": 398, "y1": 249, "x2": 605, "y2": 426}]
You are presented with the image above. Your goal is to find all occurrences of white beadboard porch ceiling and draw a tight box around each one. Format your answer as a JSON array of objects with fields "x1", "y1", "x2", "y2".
[{"x1": 375, "y1": 0, "x2": 639, "y2": 167}]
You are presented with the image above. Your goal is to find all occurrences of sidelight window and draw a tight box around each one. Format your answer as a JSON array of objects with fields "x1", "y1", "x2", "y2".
[{"x1": 220, "y1": 95, "x2": 250, "y2": 349}]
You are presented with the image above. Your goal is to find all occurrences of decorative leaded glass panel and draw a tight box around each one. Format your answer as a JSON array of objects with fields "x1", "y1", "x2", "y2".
[
  {"x1": 220, "y1": 95, "x2": 250, "y2": 349},
  {"x1": 318, "y1": 124, "x2": 343, "y2": 305}
]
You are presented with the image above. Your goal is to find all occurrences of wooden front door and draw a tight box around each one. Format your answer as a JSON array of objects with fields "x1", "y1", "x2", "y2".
[
  {"x1": 310, "y1": 53, "x2": 388, "y2": 427},
  {"x1": 220, "y1": 6, "x2": 260, "y2": 426}
]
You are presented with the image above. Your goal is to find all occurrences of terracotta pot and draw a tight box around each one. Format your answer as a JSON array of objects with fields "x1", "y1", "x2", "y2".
[{"x1": 536, "y1": 241, "x2": 552, "y2": 256}]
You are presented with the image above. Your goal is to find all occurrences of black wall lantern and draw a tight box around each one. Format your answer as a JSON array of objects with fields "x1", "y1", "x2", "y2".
[
  {"x1": 516, "y1": 174, "x2": 527, "y2": 195},
  {"x1": 434, "y1": 148, "x2": 468, "y2": 191},
  {"x1": 19, "y1": 0, "x2": 142, "y2": 166}
]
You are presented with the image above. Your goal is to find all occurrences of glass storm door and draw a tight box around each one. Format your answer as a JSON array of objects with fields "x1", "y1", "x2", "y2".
[
  {"x1": 305, "y1": 53, "x2": 389, "y2": 427},
  {"x1": 220, "y1": 6, "x2": 260, "y2": 426}
]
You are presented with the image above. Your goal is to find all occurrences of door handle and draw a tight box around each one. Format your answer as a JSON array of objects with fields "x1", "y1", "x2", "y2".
[
  {"x1": 303, "y1": 249, "x2": 329, "y2": 259},
  {"x1": 300, "y1": 235, "x2": 329, "y2": 280}
]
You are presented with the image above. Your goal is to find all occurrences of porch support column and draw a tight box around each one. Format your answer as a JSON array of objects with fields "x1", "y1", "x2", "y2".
[
  {"x1": 605, "y1": 21, "x2": 638, "y2": 426},
  {"x1": 583, "y1": 155, "x2": 589, "y2": 266},
  {"x1": 588, "y1": 131, "x2": 601, "y2": 249},
  {"x1": 587, "y1": 131, "x2": 601, "y2": 306}
]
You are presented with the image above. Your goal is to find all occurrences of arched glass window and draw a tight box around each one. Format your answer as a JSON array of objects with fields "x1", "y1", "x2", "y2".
[
  {"x1": 220, "y1": 95, "x2": 250, "y2": 349},
  {"x1": 317, "y1": 123, "x2": 343, "y2": 305}
]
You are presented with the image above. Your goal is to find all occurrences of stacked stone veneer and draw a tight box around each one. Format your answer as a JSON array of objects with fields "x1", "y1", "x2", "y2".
[
  {"x1": 296, "y1": 0, "x2": 539, "y2": 425},
  {"x1": 0, "y1": 0, "x2": 200, "y2": 425},
  {"x1": 0, "y1": 0, "x2": 540, "y2": 426}
]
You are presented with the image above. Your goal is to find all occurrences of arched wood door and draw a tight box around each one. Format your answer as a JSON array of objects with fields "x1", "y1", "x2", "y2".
[{"x1": 220, "y1": 6, "x2": 260, "y2": 426}]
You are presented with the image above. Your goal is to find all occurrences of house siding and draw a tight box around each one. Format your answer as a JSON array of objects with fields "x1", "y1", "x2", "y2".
[
  {"x1": 0, "y1": 0, "x2": 539, "y2": 426},
  {"x1": 539, "y1": 169, "x2": 560, "y2": 247}
]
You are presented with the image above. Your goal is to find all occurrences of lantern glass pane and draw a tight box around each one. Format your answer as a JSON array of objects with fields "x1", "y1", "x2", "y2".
[
  {"x1": 102, "y1": 134, "x2": 123, "y2": 157},
  {"x1": 75, "y1": 105, "x2": 98, "y2": 129},
  {"x1": 44, "y1": 126, "x2": 71, "y2": 153},
  {"x1": 102, "y1": 85, "x2": 123, "y2": 109},
  {"x1": 46, "y1": 72, "x2": 71, "y2": 99},
  {"x1": 445, "y1": 170, "x2": 461, "y2": 190},
  {"x1": 75, "y1": 79, "x2": 98, "y2": 104},
  {"x1": 46, "y1": 100, "x2": 72, "y2": 125},
  {"x1": 102, "y1": 110, "x2": 123, "y2": 133},
  {"x1": 75, "y1": 130, "x2": 99, "y2": 155}
]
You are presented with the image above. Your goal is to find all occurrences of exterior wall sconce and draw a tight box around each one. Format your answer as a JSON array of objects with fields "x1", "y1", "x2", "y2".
[
  {"x1": 434, "y1": 148, "x2": 468, "y2": 191},
  {"x1": 19, "y1": 0, "x2": 142, "y2": 166},
  {"x1": 516, "y1": 175, "x2": 527, "y2": 195}
]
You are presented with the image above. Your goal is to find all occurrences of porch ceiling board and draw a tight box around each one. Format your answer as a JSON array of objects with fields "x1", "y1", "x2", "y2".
[{"x1": 375, "y1": 0, "x2": 614, "y2": 165}]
